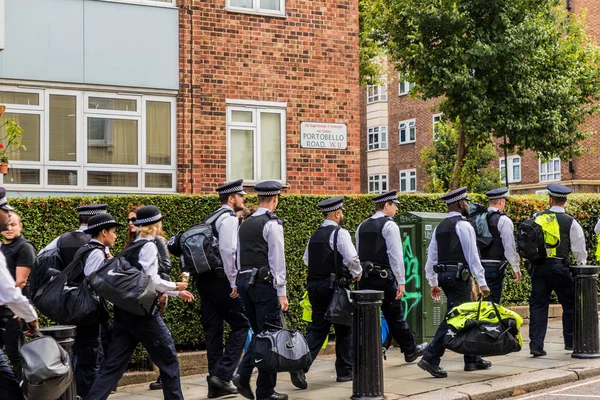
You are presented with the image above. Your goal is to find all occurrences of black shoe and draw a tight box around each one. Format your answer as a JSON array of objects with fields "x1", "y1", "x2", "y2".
[
  {"x1": 207, "y1": 376, "x2": 238, "y2": 398},
  {"x1": 530, "y1": 349, "x2": 547, "y2": 357},
  {"x1": 336, "y1": 375, "x2": 352, "y2": 382},
  {"x1": 565, "y1": 346, "x2": 573, "y2": 351},
  {"x1": 290, "y1": 370, "x2": 308, "y2": 390},
  {"x1": 258, "y1": 392, "x2": 288, "y2": 400},
  {"x1": 232, "y1": 375, "x2": 255, "y2": 400},
  {"x1": 417, "y1": 359, "x2": 447, "y2": 378},
  {"x1": 149, "y1": 377, "x2": 162, "y2": 390},
  {"x1": 464, "y1": 359, "x2": 492, "y2": 371},
  {"x1": 405, "y1": 342, "x2": 428, "y2": 363}
]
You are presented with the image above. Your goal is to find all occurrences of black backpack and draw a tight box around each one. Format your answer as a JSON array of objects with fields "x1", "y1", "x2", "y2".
[
  {"x1": 516, "y1": 216, "x2": 549, "y2": 262},
  {"x1": 168, "y1": 208, "x2": 235, "y2": 275},
  {"x1": 28, "y1": 247, "x2": 64, "y2": 300}
]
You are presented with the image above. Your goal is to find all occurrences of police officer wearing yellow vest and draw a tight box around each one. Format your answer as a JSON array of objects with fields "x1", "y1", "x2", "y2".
[
  {"x1": 529, "y1": 184, "x2": 587, "y2": 357},
  {"x1": 419, "y1": 187, "x2": 491, "y2": 378}
]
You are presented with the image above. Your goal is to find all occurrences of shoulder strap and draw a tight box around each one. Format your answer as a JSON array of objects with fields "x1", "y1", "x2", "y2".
[
  {"x1": 116, "y1": 240, "x2": 149, "y2": 258},
  {"x1": 266, "y1": 210, "x2": 284, "y2": 225},
  {"x1": 333, "y1": 227, "x2": 341, "y2": 279},
  {"x1": 62, "y1": 244, "x2": 102, "y2": 283},
  {"x1": 204, "y1": 207, "x2": 235, "y2": 226}
]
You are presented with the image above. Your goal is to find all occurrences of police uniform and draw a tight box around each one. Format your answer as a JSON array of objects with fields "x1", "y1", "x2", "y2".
[
  {"x1": 86, "y1": 206, "x2": 184, "y2": 400},
  {"x1": 419, "y1": 187, "x2": 490, "y2": 378},
  {"x1": 234, "y1": 181, "x2": 296, "y2": 400},
  {"x1": 355, "y1": 190, "x2": 427, "y2": 362},
  {"x1": 303, "y1": 197, "x2": 362, "y2": 381},
  {"x1": 529, "y1": 184, "x2": 587, "y2": 357},
  {"x1": 199, "y1": 180, "x2": 250, "y2": 398},
  {"x1": 479, "y1": 188, "x2": 521, "y2": 304}
]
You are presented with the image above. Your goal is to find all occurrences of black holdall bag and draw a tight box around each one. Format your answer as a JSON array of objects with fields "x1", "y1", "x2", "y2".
[
  {"x1": 28, "y1": 246, "x2": 64, "y2": 300},
  {"x1": 19, "y1": 332, "x2": 73, "y2": 400},
  {"x1": 252, "y1": 313, "x2": 312, "y2": 373},
  {"x1": 324, "y1": 227, "x2": 354, "y2": 327}
]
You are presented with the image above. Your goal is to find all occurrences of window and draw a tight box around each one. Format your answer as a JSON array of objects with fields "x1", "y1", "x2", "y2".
[
  {"x1": 0, "y1": 87, "x2": 176, "y2": 192},
  {"x1": 399, "y1": 169, "x2": 416, "y2": 192},
  {"x1": 399, "y1": 119, "x2": 416, "y2": 144},
  {"x1": 432, "y1": 114, "x2": 443, "y2": 140},
  {"x1": 366, "y1": 84, "x2": 388, "y2": 104},
  {"x1": 499, "y1": 156, "x2": 521, "y2": 183},
  {"x1": 227, "y1": 101, "x2": 286, "y2": 183},
  {"x1": 367, "y1": 126, "x2": 387, "y2": 151},
  {"x1": 98, "y1": 0, "x2": 176, "y2": 6},
  {"x1": 368, "y1": 174, "x2": 388, "y2": 194},
  {"x1": 540, "y1": 158, "x2": 561, "y2": 182},
  {"x1": 398, "y1": 80, "x2": 415, "y2": 96},
  {"x1": 226, "y1": 0, "x2": 285, "y2": 16}
]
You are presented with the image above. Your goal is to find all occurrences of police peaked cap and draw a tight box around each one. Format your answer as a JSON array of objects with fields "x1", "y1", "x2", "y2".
[
  {"x1": 441, "y1": 187, "x2": 469, "y2": 204},
  {"x1": 547, "y1": 183, "x2": 572, "y2": 198},
  {"x1": 318, "y1": 196, "x2": 345, "y2": 212},
  {"x1": 84, "y1": 213, "x2": 123, "y2": 234},
  {"x1": 485, "y1": 187, "x2": 509, "y2": 200},
  {"x1": 216, "y1": 179, "x2": 246, "y2": 195},
  {"x1": 373, "y1": 190, "x2": 400, "y2": 204},
  {"x1": 77, "y1": 204, "x2": 108, "y2": 216},
  {"x1": 134, "y1": 205, "x2": 163, "y2": 226},
  {"x1": 254, "y1": 181, "x2": 282, "y2": 196},
  {"x1": 0, "y1": 187, "x2": 13, "y2": 211}
]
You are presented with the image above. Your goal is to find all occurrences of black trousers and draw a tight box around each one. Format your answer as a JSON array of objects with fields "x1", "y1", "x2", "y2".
[
  {"x1": 305, "y1": 279, "x2": 352, "y2": 377},
  {"x1": 359, "y1": 274, "x2": 416, "y2": 354},
  {"x1": 73, "y1": 323, "x2": 102, "y2": 398},
  {"x1": 529, "y1": 262, "x2": 574, "y2": 351},
  {"x1": 236, "y1": 276, "x2": 281, "y2": 399},
  {"x1": 422, "y1": 271, "x2": 480, "y2": 367},
  {"x1": 0, "y1": 348, "x2": 21, "y2": 400},
  {"x1": 483, "y1": 265, "x2": 505, "y2": 304},
  {"x1": 0, "y1": 316, "x2": 23, "y2": 382},
  {"x1": 195, "y1": 273, "x2": 250, "y2": 381}
]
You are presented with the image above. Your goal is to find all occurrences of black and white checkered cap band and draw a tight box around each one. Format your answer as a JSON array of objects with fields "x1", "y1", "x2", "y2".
[
  {"x1": 219, "y1": 185, "x2": 244, "y2": 195},
  {"x1": 79, "y1": 209, "x2": 108, "y2": 216},
  {"x1": 321, "y1": 204, "x2": 343, "y2": 212},
  {"x1": 548, "y1": 190, "x2": 568, "y2": 198},
  {"x1": 487, "y1": 193, "x2": 508, "y2": 200},
  {"x1": 0, "y1": 197, "x2": 8, "y2": 207},
  {"x1": 87, "y1": 219, "x2": 118, "y2": 230},
  {"x1": 256, "y1": 190, "x2": 280, "y2": 196},
  {"x1": 443, "y1": 193, "x2": 467, "y2": 204},
  {"x1": 135, "y1": 213, "x2": 163, "y2": 225},
  {"x1": 374, "y1": 194, "x2": 398, "y2": 204}
]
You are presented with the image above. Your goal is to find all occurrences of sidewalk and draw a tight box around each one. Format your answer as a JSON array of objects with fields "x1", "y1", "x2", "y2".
[{"x1": 108, "y1": 318, "x2": 600, "y2": 400}]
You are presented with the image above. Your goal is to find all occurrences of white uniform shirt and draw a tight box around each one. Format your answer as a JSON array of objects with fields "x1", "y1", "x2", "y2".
[
  {"x1": 594, "y1": 218, "x2": 600, "y2": 234},
  {"x1": 236, "y1": 207, "x2": 287, "y2": 296},
  {"x1": 0, "y1": 253, "x2": 37, "y2": 322},
  {"x1": 83, "y1": 239, "x2": 108, "y2": 277},
  {"x1": 303, "y1": 220, "x2": 362, "y2": 278},
  {"x1": 548, "y1": 206, "x2": 587, "y2": 265},
  {"x1": 135, "y1": 237, "x2": 179, "y2": 296},
  {"x1": 214, "y1": 205, "x2": 240, "y2": 289},
  {"x1": 355, "y1": 211, "x2": 405, "y2": 284},
  {"x1": 425, "y1": 211, "x2": 488, "y2": 288},
  {"x1": 481, "y1": 207, "x2": 521, "y2": 272}
]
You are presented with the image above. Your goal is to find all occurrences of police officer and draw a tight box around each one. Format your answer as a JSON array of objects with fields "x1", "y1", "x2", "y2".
[
  {"x1": 233, "y1": 181, "x2": 304, "y2": 400},
  {"x1": 419, "y1": 187, "x2": 491, "y2": 378},
  {"x1": 479, "y1": 188, "x2": 522, "y2": 304},
  {"x1": 303, "y1": 196, "x2": 362, "y2": 382},
  {"x1": 199, "y1": 179, "x2": 250, "y2": 398},
  {"x1": 529, "y1": 184, "x2": 587, "y2": 357},
  {"x1": 355, "y1": 190, "x2": 428, "y2": 363}
]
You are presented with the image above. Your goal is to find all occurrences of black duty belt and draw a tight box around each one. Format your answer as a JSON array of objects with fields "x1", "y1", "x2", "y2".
[
  {"x1": 361, "y1": 262, "x2": 392, "y2": 279},
  {"x1": 239, "y1": 266, "x2": 273, "y2": 285},
  {"x1": 433, "y1": 264, "x2": 462, "y2": 273}
]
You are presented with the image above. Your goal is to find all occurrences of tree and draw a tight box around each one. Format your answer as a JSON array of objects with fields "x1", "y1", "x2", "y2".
[
  {"x1": 422, "y1": 119, "x2": 501, "y2": 193},
  {"x1": 371, "y1": 0, "x2": 600, "y2": 188}
]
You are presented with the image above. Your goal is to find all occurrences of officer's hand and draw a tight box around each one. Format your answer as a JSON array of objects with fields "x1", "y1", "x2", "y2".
[
  {"x1": 230, "y1": 287, "x2": 239, "y2": 299},
  {"x1": 176, "y1": 282, "x2": 188, "y2": 291},
  {"x1": 513, "y1": 270, "x2": 523, "y2": 283},
  {"x1": 431, "y1": 286, "x2": 441, "y2": 301},
  {"x1": 480, "y1": 286, "x2": 491, "y2": 298},
  {"x1": 396, "y1": 284, "x2": 405, "y2": 300},
  {"x1": 25, "y1": 320, "x2": 39, "y2": 337},
  {"x1": 178, "y1": 290, "x2": 194, "y2": 302},
  {"x1": 353, "y1": 274, "x2": 361, "y2": 282},
  {"x1": 279, "y1": 296, "x2": 289, "y2": 312}
]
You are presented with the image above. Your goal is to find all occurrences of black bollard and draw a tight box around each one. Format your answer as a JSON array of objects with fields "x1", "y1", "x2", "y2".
[
  {"x1": 351, "y1": 290, "x2": 385, "y2": 400},
  {"x1": 571, "y1": 266, "x2": 600, "y2": 359},
  {"x1": 40, "y1": 325, "x2": 78, "y2": 399}
]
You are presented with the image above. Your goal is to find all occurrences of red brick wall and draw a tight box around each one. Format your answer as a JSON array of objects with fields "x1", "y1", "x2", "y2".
[{"x1": 177, "y1": 0, "x2": 360, "y2": 194}]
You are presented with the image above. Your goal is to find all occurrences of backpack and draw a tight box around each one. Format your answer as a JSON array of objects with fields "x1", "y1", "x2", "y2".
[
  {"x1": 87, "y1": 241, "x2": 160, "y2": 317},
  {"x1": 168, "y1": 208, "x2": 235, "y2": 275},
  {"x1": 28, "y1": 246, "x2": 64, "y2": 300},
  {"x1": 516, "y1": 213, "x2": 560, "y2": 262},
  {"x1": 467, "y1": 203, "x2": 495, "y2": 249}
]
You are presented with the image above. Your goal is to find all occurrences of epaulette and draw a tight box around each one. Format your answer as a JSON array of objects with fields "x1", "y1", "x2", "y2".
[{"x1": 266, "y1": 210, "x2": 285, "y2": 225}]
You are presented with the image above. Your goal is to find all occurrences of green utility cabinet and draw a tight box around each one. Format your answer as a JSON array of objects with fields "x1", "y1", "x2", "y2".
[{"x1": 395, "y1": 212, "x2": 448, "y2": 343}]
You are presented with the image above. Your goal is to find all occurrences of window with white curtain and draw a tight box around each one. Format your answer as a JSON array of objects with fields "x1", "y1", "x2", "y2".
[
  {"x1": 227, "y1": 0, "x2": 285, "y2": 15},
  {"x1": 0, "y1": 86, "x2": 176, "y2": 192},
  {"x1": 368, "y1": 174, "x2": 388, "y2": 194},
  {"x1": 227, "y1": 101, "x2": 286, "y2": 183}
]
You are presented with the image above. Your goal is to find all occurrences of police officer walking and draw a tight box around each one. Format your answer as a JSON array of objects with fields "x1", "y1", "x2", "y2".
[
  {"x1": 419, "y1": 187, "x2": 491, "y2": 378},
  {"x1": 529, "y1": 184, "x2": 587, "y2": 357},
  {"x1": 355, "y1": 190, "x2": 427, "y2": 364},
  {"x1": 233, "y1": 181, "x2": 305, "y2": 400},
  {"x1": 479, "y1": 188, "x2": 522, "y2": 304},
  {"x1": 303, "y1": 196, "x2": 362, "y2": 382},
  {"x1": 198, "y1": 179, "x2": 250, "y2": 398}
]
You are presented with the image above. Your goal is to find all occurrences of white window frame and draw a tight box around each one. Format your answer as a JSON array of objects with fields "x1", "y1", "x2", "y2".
[
  {"x1": 367, "y1": 126, "x2": 388, "y2": 151},
  {"x1": 499, "y1": 155, "x2": 521, "y2": 183},
  {"x1": 398, "y1": 80, "x2": 415, "y2": 96},
  {"x1": 399, "y1": 169, "x2": 417, "y2": 193},
  {"x1": 366, "y1": 83, "x2": 388, "y2": 104},
  {"x1": 399, "y1": 119, "x2": 416, "y2": 144},
  {"x1": 539, "y1": 157, "x2": 561, "y2": 182},
  {"x1": 225, "y1": 0, "x2": 286, "y2": 17},
  {"x1": 95, "y1": 0, "x2": 177, "y2": 8},
  {"x1": 368, "y1": 174, "x2": 388, "y2": 194},
  {"x1": 432, "y1": 113, "x2": 443, "y2": 140},
  {"x1": 226, "y1": 101, "x2": 287, "y2": 184}
]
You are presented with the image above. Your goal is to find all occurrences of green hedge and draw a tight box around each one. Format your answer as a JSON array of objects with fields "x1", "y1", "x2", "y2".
[{"x1": 11, "y1": 193, "x2": 600, "y2": 365}]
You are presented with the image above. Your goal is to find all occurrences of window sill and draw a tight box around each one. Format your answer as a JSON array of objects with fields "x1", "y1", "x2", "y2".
[
  {"x1": 399, "y1": 141, "x2": 416, "y2": 145},
  {"x1": 367, "y1": 148, "x2": 388, "y2": 152},
  {"x1": 224, "y1": 7, "x2": 287, "y2": 18},
  {"x1": 366, "y1": 100, "x2": 388, "y2": 105},
  {"x1": 93, "y1": 0, "x2": 177, "y2": 9}
]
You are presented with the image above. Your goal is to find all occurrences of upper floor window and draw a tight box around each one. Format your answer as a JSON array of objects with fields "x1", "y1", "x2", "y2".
[
  {"x1": 368, "y1": 174, "x2": 388, "y2": 194},
  {"x1": 226, "y1": 0, "x2": 285, "y2": 16},
  {"x1": 0, "y1": 87, "x2": 176, "y2": 192},
  {"x1": 432, "y1": 113, "x2": 443, "y2": 140},
  {"x1": 398, "y1": 80, "x2": 415, "y2": 96},
  {"x1": 500, "y1": 156, "x2": 521, "y2": 183},
  {"x1": 367, "y1": 126, "x2": 388, "y2": 151},
  {"x1": 227, "y1": 100, "x2": 286, "y2": 184},
  {"x1": 366, "y1": 84, "x2": 388, "y2": 104},
  {"x1": 399, "y1": 119, "x2": 416, "y2": 144},
  {"x1": 399, "y1": 169, "x2": 416, "y2": 193},
  {"x1": 539, "y1": 157, "x2": 561, "y2": 182}
]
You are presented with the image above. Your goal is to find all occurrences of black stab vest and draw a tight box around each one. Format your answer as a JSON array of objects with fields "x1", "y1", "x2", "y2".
[
  {"x1": 58, "y1": 231, "x2": 91, "y2": 269},
  {"x1": 480, "y1": 212, "x2": 505, "y2": 261},
  {"x1": 239, "y1": 213, "x2": 275, "y2": 271},
  {"x1": 358, "y1": 216, "x2": 391, "y2": 267},
  {"x1": 307, "y1": 225, "x2": 345, "y2": 280},
  {"x1": 436, "y1": 215, "x2": 468, "y2": 265}
]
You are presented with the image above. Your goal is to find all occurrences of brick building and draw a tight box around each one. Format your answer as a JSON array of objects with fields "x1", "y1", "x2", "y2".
[{"x1": 361, "y1": 0, "x2": 600, "y2": 195}]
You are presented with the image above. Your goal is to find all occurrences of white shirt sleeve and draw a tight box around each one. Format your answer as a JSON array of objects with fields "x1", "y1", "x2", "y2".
[
  {"x1": 0, "y1": 255, "x2": 37, "y2": 322},
  {"x1": 382, "y1": 220, "x2": 405, "y2": 284},
  {"x1": 425, "y1": 228, "x2": 439, "y2": 287},
  {"x1": 302, "y1": 242, "x2": 309, "y2": 267},
  {"x1": 83, "y1": 248, "x2": 107, "y2": 277},
  {"x1": 216, "y1": 213, "x2": 239, "y2": 289},
  {"x1": 39, "y1": 236, "x2": 60, "y2": 255},
  {"x1": 595, "y1": 219, "x2": 600, "y2": 234},
  {"x1": 331, "y1": 228, "x2": 362, "y2": 278},
  {"x1": 497, "y1": 215, "x2": 521, "y2": 272},
  {"x1": 264, "y1": 220, "x2": 287, "y2": 296},
  {"x1": 455, "y1": 220, "x2": 487, "y2": 287},
  {"x1": 570, "y1": 219, "x2": 587, "y2": 265},
  {"x1": 138, "y1": 241, "x2": 178, "y2": 295}
]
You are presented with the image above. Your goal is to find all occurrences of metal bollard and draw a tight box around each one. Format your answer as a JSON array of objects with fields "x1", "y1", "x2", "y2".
[
  {"x1": 571, "y1": 266, "x2": 600, "y2": 359},
  {"x1": 351, "y1": 290, "x2": 385, "y2": 400},
  {"x1": 40, "y1": 325, "x2": 78, "y2": 399}
]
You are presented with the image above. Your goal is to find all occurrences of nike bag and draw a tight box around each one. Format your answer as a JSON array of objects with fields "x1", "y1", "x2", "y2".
[
  {"x1": 443, "y1": 297, "x2": 523, "y2": 356},
  {"x1": 19, "y1": 334, "x2": 73, "y2": 400},
  {"x1": 88, "y1": 241, "x2": 160, "y2": 317}
]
